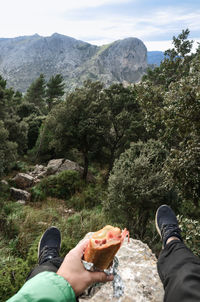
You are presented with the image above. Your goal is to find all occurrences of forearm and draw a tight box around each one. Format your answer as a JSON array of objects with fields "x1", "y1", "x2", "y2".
[{"x1": 7, "y1": 271, "x2": 76, "y2": 302}]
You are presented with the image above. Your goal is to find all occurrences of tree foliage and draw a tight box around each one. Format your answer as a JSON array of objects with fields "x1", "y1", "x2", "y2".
[
  {"x1": 24, "y1": 74, "x2": 46, "y2": 112},
  {"x1": 164, "y1": 137, "x2": 200, "y2": 209},
  {"x1": 106, "y1": 140, "x2": 176, "y2": 238},
  {"x1": 102, "y1": 84, "x2": 145, "y2": 175},
  {"x1": 46, "y1": 74, "x2": 65, "y2": 111},
  {"x1": 36, "y1": 80, "x2": 107, "y2": 178},
  {"x1": 142, "y1": 29, "x2": 194, "y2": 88},
  {"x1": 0, "y1": 121, "x2": 17, "y2": 174}
]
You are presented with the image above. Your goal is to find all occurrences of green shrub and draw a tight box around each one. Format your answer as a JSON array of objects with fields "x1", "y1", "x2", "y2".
[
  {"x1": 0, "y1": 258, "x2": 30, "y2": 301},
  {"x1": 0, "y1": 202, "x2": 24, "y2": 242},
  {"x1": 0, "y1": 238, "x2": 38, "y2": 301},
  {"x1": 0, "y1": 181, "x2": 9, "y2": 198},
  {"x1": 68, "y1": 184, "x2": 106, "y2": 211},
  {"x1": 12, "y1": 160, "x2": 30, "y2": 173},
  {"x1": 178, "y1": 215, "x2": 200, "y2": 256},
  {"x1": 30, "y1": 185, "x2": 46, "y2": 201},
  {"x1": 31, "y1": 170, "x2": 84, "y2": 201},
  {"x1": 105, "y1": 140, "x2": 177, "y2": 239}
]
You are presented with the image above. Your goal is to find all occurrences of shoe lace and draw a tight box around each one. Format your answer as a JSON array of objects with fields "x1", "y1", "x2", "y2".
[
  {"x1": 39, "y1": 246, "x2": 59, "y2": 264},
  {"x1": 161, "y1": 224, "x2": 181, "y2": 239}
]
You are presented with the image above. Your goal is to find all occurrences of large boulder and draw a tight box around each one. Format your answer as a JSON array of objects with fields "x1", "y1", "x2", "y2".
[
  {"x1": 80, "y1": 239, "x2": 164, "y2": 302},
  {"x1": 10, "y1": 187, "x2": 31, "y2": 201},
  {"x1": 57, "y1": 159, "x2": 82, "y2": 174},
  {"x1": 46, "y1": 159, "x2": 65, "y2": 175},
  {"x1": 47, "y1": 159, "x2": 95, "y2": 183},
  {"x1": 13, "y1": 173, "x2": 34, "y2": 189}
]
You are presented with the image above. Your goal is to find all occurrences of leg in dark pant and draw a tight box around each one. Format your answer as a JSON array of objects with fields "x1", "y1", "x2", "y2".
[
  {"x1": 26, "y1": 257, "x2": 63, "y2": 281},
  {"x1": 157, "y1": 240, "x2": 200, "y2": 302}
]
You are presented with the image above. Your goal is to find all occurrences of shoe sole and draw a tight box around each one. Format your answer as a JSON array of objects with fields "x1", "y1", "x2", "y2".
[
  {"x1": 38, "y1": 226, "x2": 61, "y2": 258},
  {"x1": 155, "y1": 208, "x2": 162, "y2": 237}
]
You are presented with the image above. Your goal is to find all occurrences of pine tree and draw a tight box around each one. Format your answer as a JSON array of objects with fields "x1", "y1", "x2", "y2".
[
  {"x1": 24, "y1": 74, "x2": 46, "y2": 113},
  {"x1": 46, "y1": 74, "x2": 65, "y2": 111}
]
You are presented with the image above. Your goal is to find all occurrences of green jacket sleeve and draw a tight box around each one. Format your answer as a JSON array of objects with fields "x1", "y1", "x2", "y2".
[{"x1": 7, "y1": 271, "x2": 76, "y2": 302}]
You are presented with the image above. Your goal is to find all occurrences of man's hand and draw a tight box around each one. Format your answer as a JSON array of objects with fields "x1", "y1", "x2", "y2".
[{"x1": 57, "y1": 239, "x2": 114, "y2": 296}]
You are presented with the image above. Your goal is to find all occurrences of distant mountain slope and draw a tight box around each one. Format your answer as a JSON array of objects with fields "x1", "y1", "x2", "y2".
[
  {"x1": 147, "y1": 51, "x2": 164, "y2": 66},
  {"x1": 0, "y1": 33, "x2": 148, "y2": 92}
]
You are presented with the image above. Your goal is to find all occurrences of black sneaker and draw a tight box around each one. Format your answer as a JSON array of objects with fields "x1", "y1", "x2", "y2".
[
  {"x1": 38, "y1": 227, "x2": 61, "y2": 265},
  {"x1": 155, "y1": 205, "x2": 182, "y2": 248}
]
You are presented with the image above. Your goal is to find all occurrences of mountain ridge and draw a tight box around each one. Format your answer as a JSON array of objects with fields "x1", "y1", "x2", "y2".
[{"x1": 0, "y1": 33, "x2": 162, "y2": 92}]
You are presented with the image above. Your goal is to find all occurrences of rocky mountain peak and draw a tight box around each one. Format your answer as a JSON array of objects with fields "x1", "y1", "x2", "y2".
[{"x1": 0, "y1": 33, "x2": 148, "y2": 92}]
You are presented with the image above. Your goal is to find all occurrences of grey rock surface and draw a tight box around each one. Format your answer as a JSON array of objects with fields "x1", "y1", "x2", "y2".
[
  {"x1": 10, "y1": 187, "x2": 31, "y2": 201},
  {"x1": 80, "y1": 239, "x2": 164, "y2": 302},
  {"x1": 0, "y1": 34, "x2": 147, "y2": 92},
  {"x1": 30, "y1": 164, "x2": 47, "y2": 181},
  {"x1": 46, "y1": 158, "x2": 65, "y2": 175},
  {"x1": 30, "y1": 164, "x2": 47, "y2": 176},
  {"x1": 57, "y1": 159, "x2": 82, "y2": 174},
  {"x1": 46, "y1": 158, "x2": 95, "y2": 182},
  {"x1": 0, "y1": 179, "x2": 8, "y2": 186},
  {"x1": 13, "y1": 173, "x2": 34, "y2": 189},
  {"x1": 12, "y1": 159, "x2": 95, "y2": 188},
  {"x1": 16, "y1": 200, "x2": 26, "y2": 205}
]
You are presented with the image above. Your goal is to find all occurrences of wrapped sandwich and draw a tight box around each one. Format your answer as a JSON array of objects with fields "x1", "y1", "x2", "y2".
[{"x1": 84, "y1": 225, "x2": 129, "y2": 270}]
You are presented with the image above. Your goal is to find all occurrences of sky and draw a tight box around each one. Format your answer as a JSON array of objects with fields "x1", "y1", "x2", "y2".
[{"x1": 0, "y1": 0, "x2": 200, "y2": 51}]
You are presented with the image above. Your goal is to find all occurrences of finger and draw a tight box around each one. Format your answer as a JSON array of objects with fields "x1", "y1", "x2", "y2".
[{"x1": 90, "y1": 272, "x2": 114, "y2": 284}]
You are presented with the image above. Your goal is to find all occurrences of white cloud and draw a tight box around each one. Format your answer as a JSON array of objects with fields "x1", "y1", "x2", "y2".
[
  {"x1": 0, "y1": 0, "x2": 199, "y2": 53},
  {"x1": 0, "y1": 0, "x2": 132, "y2": 16},
  {"x1": 144, "y1": 40, "x2": 173, "y2": 51}
]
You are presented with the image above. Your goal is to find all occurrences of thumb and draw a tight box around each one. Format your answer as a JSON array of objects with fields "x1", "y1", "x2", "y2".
[
  {"x1": 73, "y1": 239, "x2": 89, "y2": 257},
  {"x1": 90, "y1": 272, "x2": 114, "y2": 283}
]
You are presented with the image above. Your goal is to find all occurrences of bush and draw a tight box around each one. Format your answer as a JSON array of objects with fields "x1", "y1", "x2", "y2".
[
  {"x1": 68, "y1": 184, "x2": 106, "y2": 211},
  {"x1": 31, "y1": 170, "x2": 84, "y2": 201},
  {"x1": 0, "y1": 258, "x2": 30, "y2": 301},
  {"x1": 12, "y1": 160, "x2": 30, "y2": 173},
  {"x1": 178, "y1": 215, "x2": 200, "y2": 256},
  {"x1": 0, "y1": 234, "x2": 39, "y2": 301},
  {"x1": 105, "y1": 140, "x2": 177, "y2": 239},
  {"x1": 0, "y1": 121, "x2": 18, "y2": 175},
  {"x1": 0, "y1": 202, "x2": 24, "y2": 243},
  {"x1": 0, "y1": 181, "x2": 9, "y2": 198}
]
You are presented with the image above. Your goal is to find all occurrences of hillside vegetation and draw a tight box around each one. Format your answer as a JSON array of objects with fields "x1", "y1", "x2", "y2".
[{"x1": 0, "y1": 29, "x2": 200, "y2": 300}]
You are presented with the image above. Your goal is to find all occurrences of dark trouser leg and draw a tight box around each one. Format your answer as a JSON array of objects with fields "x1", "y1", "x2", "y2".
[
  {"x1": 26, "y1": 257, "x2": 63, "y2": 281},
  {"x1": 157, "y1": 240, "x2": 200, "y2": 302}
]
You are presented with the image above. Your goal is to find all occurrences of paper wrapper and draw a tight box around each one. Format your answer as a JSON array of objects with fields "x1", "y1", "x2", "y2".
[{"x1": 80, "y1": 256, "x2": 124, "y2": 299}]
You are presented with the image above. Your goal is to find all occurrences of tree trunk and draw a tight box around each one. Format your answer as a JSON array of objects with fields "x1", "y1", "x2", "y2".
[{"x1": 105, "y1": 149, "x2": 115, "y2": 182}]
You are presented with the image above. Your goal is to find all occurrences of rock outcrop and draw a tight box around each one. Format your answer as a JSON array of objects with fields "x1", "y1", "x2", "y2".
[
  {"x1": 0, "y1": 34, "x2": 147, "y2": 92},
  {"x1": 41, "y1": 158, "x2": 95, "y2": 183},
  {"x1": 8, "y1": 158, "x2": 95, "y2": 202},
  {"x1": 13, "y1": 173, "x2": 34, "y2": 189},
  {"x1": 10, "y1": 187, "x2": 31, "y2": 202},
  {"x1": 80, "y1": 238, "x2": 164, "y2": 302}
]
